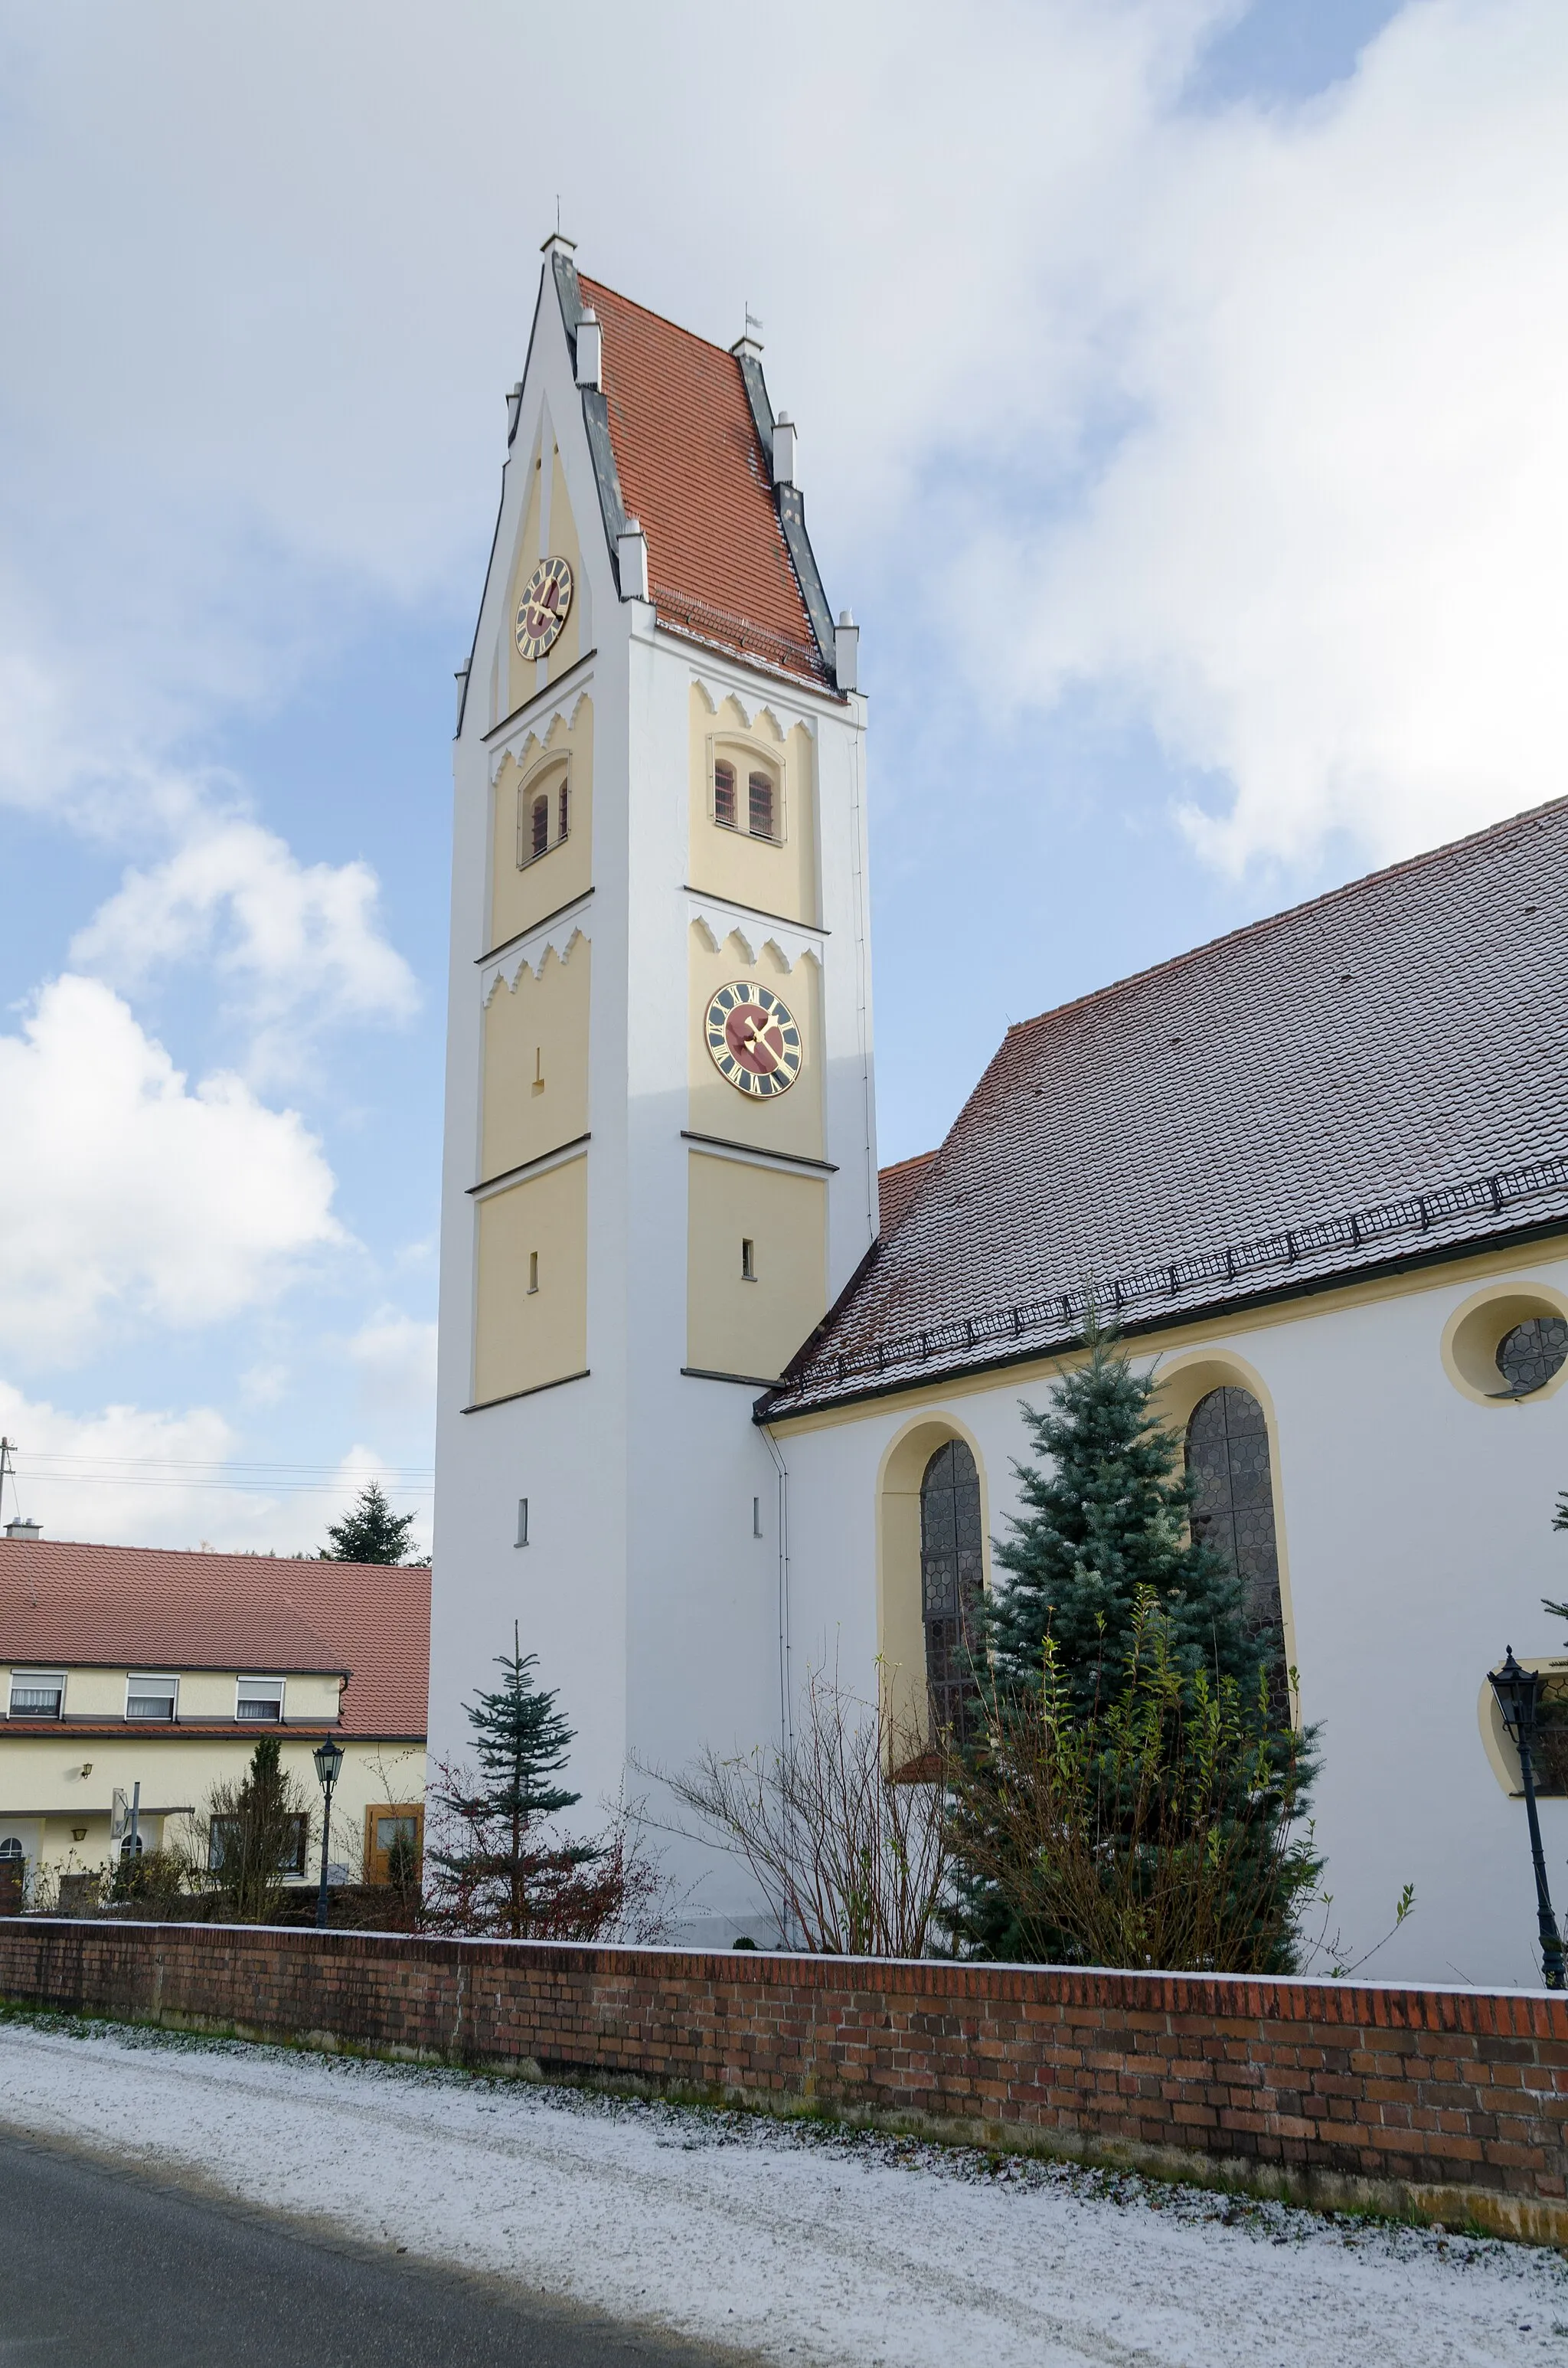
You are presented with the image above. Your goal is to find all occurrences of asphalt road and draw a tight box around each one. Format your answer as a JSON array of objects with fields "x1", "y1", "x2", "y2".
[{"x1": 0, "y1": 2130, "x2": 742, "y2": 2368}]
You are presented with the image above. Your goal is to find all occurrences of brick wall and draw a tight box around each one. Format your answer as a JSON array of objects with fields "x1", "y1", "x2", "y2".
[{"x1": 3, "y1": 1917, "x2": 1566, "y2": 2242}]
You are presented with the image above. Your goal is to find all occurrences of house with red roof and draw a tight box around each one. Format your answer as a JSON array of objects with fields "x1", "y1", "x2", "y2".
[
  {"x1": 429, "y1": 240, "x2": 1568, "y2": 1982},
  {"x1": 0, "y1": 1537, "x2": 427, "y2": 1900}
]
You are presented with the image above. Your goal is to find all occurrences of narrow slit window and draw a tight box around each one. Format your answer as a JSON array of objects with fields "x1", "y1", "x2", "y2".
[
  {"x1": 741, "y1": 1237, "x2": 756, "y2": 1281},
  {"x1": 748, "y1": 771, "x2": 776, "y2": 841},
  {"x1": 528, "y1": 1250, "x2": 540, "y2": 1294},
  {"x1": 714, "y1": 760, "x2": 737, "y2": 829},
  {"x1": 753, "y1": 1495, "x2": 763, "y2": 1538},
  {"x1": 515, "y1": 1497, "x2": 529, "y2": 1547},
  {"x1": 531, "y1": 796, "x2": 550, "y2": 860}
]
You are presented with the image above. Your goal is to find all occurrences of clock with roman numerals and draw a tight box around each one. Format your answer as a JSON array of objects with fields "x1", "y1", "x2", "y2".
[
  {"x1": 704, "y1": 982, "x2": 803, "y2": 1097},
  {"x1": 515, "y1": 555, "x2": 573, "y2": 659}
]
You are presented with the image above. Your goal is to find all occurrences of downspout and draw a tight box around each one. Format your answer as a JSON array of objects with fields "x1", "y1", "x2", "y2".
[{"x1": 760, "y1": 1418, "x2": 793, "y2": 1947}]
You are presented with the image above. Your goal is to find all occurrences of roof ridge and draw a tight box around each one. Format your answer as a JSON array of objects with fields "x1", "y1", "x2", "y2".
[
  {"x1": 577, "y1": 273, "x2": 736, "y2": 367},
  {"x1": 1008, "y1": 793, "x2": 1568, "y2": 1043}
]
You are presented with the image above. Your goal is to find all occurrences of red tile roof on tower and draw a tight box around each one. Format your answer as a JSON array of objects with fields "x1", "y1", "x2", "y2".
[
  {"x1": 0, "y1": 1539, "x2": 428, "y2": 1738},
  {"x1": 763, "y1": 796, "x2": 1568, "y2": 1419},
  {"x1": 578, "y1": 276, "x2": 829, "y2": 686}
]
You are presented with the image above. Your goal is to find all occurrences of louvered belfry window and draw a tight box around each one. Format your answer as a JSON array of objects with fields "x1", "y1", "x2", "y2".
[
  {"x1": 748, "y1": 770, "x2": 776, "y2": 840},
  {"x1": 921, "y1": 1439, "x2": 984, "y2": 1742},
  {"x1": 1185, "y1": 1388, "x2": 1284, "y2": 1647},
  {"x1": 714, "y1": 759, "x2": 737, "y2": 829}
]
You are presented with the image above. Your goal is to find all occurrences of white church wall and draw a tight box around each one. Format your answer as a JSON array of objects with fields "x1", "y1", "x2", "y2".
[{"x1": 773, "y1": 1243, "x2": 1568, "y2": 1988}]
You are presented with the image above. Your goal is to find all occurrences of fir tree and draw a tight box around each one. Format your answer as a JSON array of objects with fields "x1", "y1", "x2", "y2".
[
  {"x1": 430, "y1": 1628, "x2": 599, "y2": 1938},
  {"x1": 987, "y1": 1322, "x2": 1271, "y2": 1715},
  {"x1": 320, "y1": 1481, "x2": 424, "y2": 1565},
  {"x1": 949, "y1": 1320, "x2": 1312, "y2": 1962}
]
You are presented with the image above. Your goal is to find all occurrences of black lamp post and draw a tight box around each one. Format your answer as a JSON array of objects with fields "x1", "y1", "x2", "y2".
[
  {"x1": 312, "y1": 1734, "x2": 345, "y2": 1932},
  {"x1": 1488, "y1": 1647, "x2": 1566, "y2": 1990}
]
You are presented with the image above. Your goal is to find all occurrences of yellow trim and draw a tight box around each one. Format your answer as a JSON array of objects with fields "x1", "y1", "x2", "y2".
[
  {"x1": 768, "y1": 1233, "x2": 1568, "y2": 1437},
  {"x1": 1152, "y1": 1349, "x2": 1299, "y2": 1720},
  {"x1": 873, "y1": 1411, "x2": 991, "y2": 1749},
  {"x1": 1441, "y1": 1278, "x2": 1568, "y2": 1408}
]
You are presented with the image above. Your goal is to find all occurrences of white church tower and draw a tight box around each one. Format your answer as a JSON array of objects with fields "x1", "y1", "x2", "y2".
[{"x1": 429, "y1": 240, "x2": 874, "y2": 1932}]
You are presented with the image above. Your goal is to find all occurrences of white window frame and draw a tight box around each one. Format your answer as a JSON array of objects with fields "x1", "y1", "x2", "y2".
[
  {"x1": 515, "y1": 756, "x2": 570, "y2": 871},
  {"x1": 707, "y1": 735, "x2": 786, "y2": 846},
  {"x1": 126, "y1": 1673, "x2": 179, "y2": 1722},
  {"x1": 8, "y1": 1671, "x2": 65, "y2": 1720},
  {"x1": 235, "y1": 1675, "x2": 286, "y2": 1724}
]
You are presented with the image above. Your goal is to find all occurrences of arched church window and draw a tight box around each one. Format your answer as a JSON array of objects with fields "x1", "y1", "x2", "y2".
[
  {"x1": 531, "y1": 795, "x2": 550, "y2": 861},
  {"x1": 1496, "y1": 1316, "x2": 1568, "y2": 1397},
  {"x1": 748, "y1": 771, "x2": 776, "y2": 841},
  {"x1": 1185, "y1": 1388, "x2": 1284, "y2": 1645},
  {"x1": 714, "y1": 760, "x2": 737, "y2": 829},
  {"x1": 921, "y1": 1439, "x2": 983, "y2": 1741}
]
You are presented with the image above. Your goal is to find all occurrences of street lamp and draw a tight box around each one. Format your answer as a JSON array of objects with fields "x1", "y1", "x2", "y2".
[
  {"x1": 312, "y1": 1734, "x2": 345, "y2": 1933},
  {"x1": 1488, "y1": 1647, "x2": 1566, "y2": 1990}
]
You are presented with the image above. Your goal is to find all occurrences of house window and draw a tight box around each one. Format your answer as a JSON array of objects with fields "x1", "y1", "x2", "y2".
[
  {"x1": 1185, "y1": 1388, "x2": 1285, "y2": 1647},
  {"x1": 920, "y1": 1441, "x2": 984, "y2": 1742},
  {"x1": 714, "y1": 760, "x2": 737, "y2": 829},
  {"x1": 0, "y1": 1837, "x2": 22, "y2": 1859},
  {"x1": 8, "y1": 1673, "x2": 64, "y2": 1719},
  {"x1": 209, "y1": 1814, "x2": 309, "y2": 1878},
  {"x1": 126, "y1": 1675, "x2": 178, "y2": 1722},
  {"x1": 236, "y1": 1677, "x2": 285, "y2": 1723},
  {"x1": 748, "y1": 770, "x2": 776, "y2": 841}
]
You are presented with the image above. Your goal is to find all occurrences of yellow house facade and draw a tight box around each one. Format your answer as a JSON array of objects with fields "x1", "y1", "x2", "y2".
[{"x1": 0, "y1": 1537, "x2": 428, "y2": 1902}]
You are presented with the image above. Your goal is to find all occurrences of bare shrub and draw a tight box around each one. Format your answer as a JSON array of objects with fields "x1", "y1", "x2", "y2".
[
  {"x1": 650, "y1": 1665, "x2": 949, "y2": 1957},
  {"x1": 421, "y1": 1771, "x2": 675, "y2": 1942}
]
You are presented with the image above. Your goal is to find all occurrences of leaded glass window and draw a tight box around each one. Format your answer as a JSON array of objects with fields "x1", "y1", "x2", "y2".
[
  {"x1": 1185, "y1": 1388, "x2": 1284, "y2": 1646},
  {"x1": 1496, "y1": 1316, "x2": 1568, "y2": 1398},
  {"x1": 921, "y1": 1439, "x2": 984, "y2": 1742}
]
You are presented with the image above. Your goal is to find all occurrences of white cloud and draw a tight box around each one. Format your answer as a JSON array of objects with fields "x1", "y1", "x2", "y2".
[
  {"x1": 3, "y1": 0, "x2": 1566, "y2": 888},
  {"x1": 72, "y1": 818, "x2": 419, "y2": 1078},
  {"x1": 345, "y1": 1313, "x2": 438, "y2": 1418},
  {"x1": 0, "y1": 976, "x2": 344, "y2": 1365},
  {"x1": 974, "y1": 0, "x2": 1568, "y2": 869},
  {"x1": 0, "y1": 1381, "x2": 430, "y2": 1556}
]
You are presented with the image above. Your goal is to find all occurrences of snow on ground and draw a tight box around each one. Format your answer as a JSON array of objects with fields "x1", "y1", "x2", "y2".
[{"x1": 0, "y1": 2011, "x2": 1564, "y2": 2366}]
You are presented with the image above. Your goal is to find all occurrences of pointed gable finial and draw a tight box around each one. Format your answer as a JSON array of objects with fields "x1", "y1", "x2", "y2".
[{"x1": 730, "y1": 305, "x2": 764, "y2": 365}]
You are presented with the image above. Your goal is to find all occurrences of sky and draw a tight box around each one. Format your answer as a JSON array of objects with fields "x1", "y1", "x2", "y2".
[{"x1": 2, "y1": 0, "x2": 1563, "y2": 1555}]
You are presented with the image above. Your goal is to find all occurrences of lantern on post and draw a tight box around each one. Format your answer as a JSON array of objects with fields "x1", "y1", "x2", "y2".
[
  {"x1": 312, "y1": 1733, "x2": 345, "y2": 1933},
  {"x1": 1488, "y1": 1647, "x2": 1566, "y2": 1990}
]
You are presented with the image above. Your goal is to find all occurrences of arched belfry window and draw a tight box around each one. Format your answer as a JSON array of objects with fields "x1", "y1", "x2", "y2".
[
  {"x1": 920, "y1": 1439, "x2": 983, "y2": 1739},
  {"x1": 1185, "y1": 1388, "x2": 1284, "y2": 1646}
]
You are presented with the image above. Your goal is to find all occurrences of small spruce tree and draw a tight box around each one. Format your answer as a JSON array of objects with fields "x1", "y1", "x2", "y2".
[
  {"x1": 430, "y1": 1628, "x2": 599, "y2": 1938},
  {"x1": 320, "y1": 1481, "x2": 424, "y2": 1565},
  {"x1": 949, "y1": 1318, "x2": 1310, "y2": 1961}
]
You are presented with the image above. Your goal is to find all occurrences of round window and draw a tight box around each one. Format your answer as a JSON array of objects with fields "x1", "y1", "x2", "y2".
[{"x1": 1497, "y1": 1316, "x2": 1568, "y2": 1398}]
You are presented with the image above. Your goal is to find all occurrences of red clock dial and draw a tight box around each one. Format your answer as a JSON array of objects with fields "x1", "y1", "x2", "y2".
[
  {"x1": 704, "y1": 983, "x2": 804, "y2": 1097},
  {"x1": 515, "y1": 555, "x2": 574, "y2": 659}
]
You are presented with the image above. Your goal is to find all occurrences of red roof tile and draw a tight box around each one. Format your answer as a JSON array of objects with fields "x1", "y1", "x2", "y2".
[
  {"x1": 579, "y1": 276, "x2": 828, "y2": 685},
  {"x1": 0, "y1": 1541, "x2": 428, "y2": 1738}
]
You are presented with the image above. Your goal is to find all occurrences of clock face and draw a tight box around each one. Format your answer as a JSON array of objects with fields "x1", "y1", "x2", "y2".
[
  {"x1": 704, "y1": 982, "x2": 804, "y2": 1097},
  {"x1": 515, "y1": 555, "x2": 574, "y2": 659}
]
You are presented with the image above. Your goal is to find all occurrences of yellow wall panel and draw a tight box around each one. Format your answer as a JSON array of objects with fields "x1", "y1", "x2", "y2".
[
  {"x1": 688, "y1": 924, "x2": 823, "y2": 1162},
  {"x1": 473, "y1": 1155, "x2": 588, "y2": 1405},
  {"x1": 686, "y1": 690, "x2": 818, "y2": 926},
  {"x1": 482, "y1": 940, "x2": 590, "y2": 1183},
  {"x1": 686, "y1": 1152, "x2": 825, "y2": 1383},
  {"x1": 489, "y1": 696, "x2": 593, "y2": 952}
]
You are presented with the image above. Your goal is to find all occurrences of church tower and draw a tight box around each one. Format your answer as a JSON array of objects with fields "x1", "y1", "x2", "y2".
[{"x1": 428, "y1": 240, "x2": 874, "y2": 1932}]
